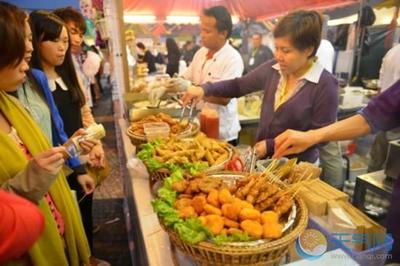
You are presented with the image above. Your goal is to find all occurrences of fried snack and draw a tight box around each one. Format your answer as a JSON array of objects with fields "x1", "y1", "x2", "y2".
[
  {"x1": 240, "y1": 220, "x2": 263, "y2": 239},
  {"x1": 235, "y1": 175, "x2": 258, "y2": 199},
  {"x1": 263, "y1": 222, "x2": 283, "y2": 239},
  {"x1": 239, "y1": 208, "x2": 261, "y2": 221},
  {"x1": 185, "y1": 179, "x2": 201, "y2": 194},
  {"x1": 191, "y1": 195, "x2": 207, "y2": 214},
  {"x1": 179, "y1": 206, "x2": 197, "y2": 219},
  {"x1": 218, "y1": 188, "x2": 234, "y2": 205},
  {"x1": 198, "y1": 216, "x2": 207, "y2": 225},
  {"x1": 227, "y1": 228, "x2": 243, "y2": 235},
  {"x1": 204, "y1": 215, "x2": 224, "y2": 235},
  {"x1": 238, "y1": 200, "x2": 254, "y2": 210},
  {"x1": 255, "y1": 184, "x2": 279, "y2": 204},
  {"x1": 204, "y1": 204, "x2": 222, "y2": 216},
  {"x1": 273, "y1": 195, "x2": 294, "y2": 217},
  {"x1": 255, "y1": 191, "x2": 284, "y2": 212},
  {"x1": 178, "y1": 193, "x2": 193, "y2": 199},
  {"x1": 221, "y1": 203, "x2": 242, "y2": 221},
  {"x1": 174, "y1": 198, "x2": 192, "y2": 210},
  {"x1": 207, "y1": 189, "x2": 220, "y2": 207},
  {"x1": 130, "y1": 113, "x2": 189, "y2": 136},
  {"x1": 172, "y1": 180, "x2": 189, "y2": 193},
  {"x1": 260, "y1": 211, "x2": 279, "y2": 225},
  {"x1": 198, "y1": 177, "x2": 223, "y2": 193},
  {"x1": 224, "y1": 217, "x2": 240, "y2": 228},
  {"x1": 214, "y1": 153, "x2": 229, "y2": 165},
  {"x1": 246, "y1": 176, "x2": 265, "y2": 204}
]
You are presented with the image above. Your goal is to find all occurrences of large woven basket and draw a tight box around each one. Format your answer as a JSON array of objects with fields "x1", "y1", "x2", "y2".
[
  {"x1": 162, "y1": 196, "x2": 308, "y2": 266},
  {"x1": 126, "y1": 122, "x2": 200, "y2": 147}
]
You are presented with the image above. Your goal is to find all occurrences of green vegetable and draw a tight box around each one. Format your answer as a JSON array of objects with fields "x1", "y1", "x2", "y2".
[
  {"x1": 173, "y1": 218, "x2": 211, "y2": 244},
  {"x1": 182, "y1": 161, "x2": 208, "y2": 175},
  {"x1": 163, "y1": 168, "x2": 184, "y2": 190},
  {"x1": 157, "y1": 187, "x2": 177, "y2": 206}
]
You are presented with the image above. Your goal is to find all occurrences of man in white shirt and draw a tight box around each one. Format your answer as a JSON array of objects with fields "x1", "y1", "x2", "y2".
[
  {"x1": 183, "y1": 6, "x2": 243, "y2": 144},
  {"x1": 316, "y1": 39, "x2": 335, "y2": 73},
  {"x1": 368, "y1": 43, "x2": 400, "y2": 172},
  {"x1": 379, "y1": 43, "x2": 400, "y2": 92}
]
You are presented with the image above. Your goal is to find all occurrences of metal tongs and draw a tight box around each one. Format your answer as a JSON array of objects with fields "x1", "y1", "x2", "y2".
[{"x1": 180, "y1": 99, "x2": 195, "y2": 126}]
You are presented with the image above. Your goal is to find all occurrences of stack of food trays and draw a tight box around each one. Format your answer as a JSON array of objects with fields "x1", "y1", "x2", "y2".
[{"x1": 153, "y1": 171, "x2": 308, "y2": 265}]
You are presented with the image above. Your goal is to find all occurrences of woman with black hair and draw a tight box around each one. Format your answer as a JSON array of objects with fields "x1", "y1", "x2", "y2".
[
  {"x1": 28, "y1": 10, "x2": 99, "y2": 257},
  {"x1": 166, "y1": 37, "x2": 181, "y2": 77},
  {"x1": 0, "y1": 2, "x2": 90, "y2": 265}
]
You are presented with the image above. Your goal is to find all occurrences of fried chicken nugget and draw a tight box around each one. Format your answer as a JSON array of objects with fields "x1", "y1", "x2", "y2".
[
  {"x1": 207, "y1": 189, "x2": 220, "y2": 207},
  {"x1": 262, "y1": 222, "x2": 283, "y2": 239},
  {"x1": 260, "y1": 211, "x2": 279, "y2": 225},
  {"x1": 227, "y1": 228, "x2": 243, "y2": 235},
  {"x1": 224, "y1": 217, "x2": 240, "y2": 228},
  {"x1": 205, "y1": 215, "x2": 224, "y2": 235},
  {"x1": 204, "y1": 204, "x2": 222, "y2": 216},
  {"x1": 179, "y1": 206, "x2": 197, "y2": 219},
  {"x1": 218, "y1": 188, "x2": 234, "y2": 205},
  {"x1": 191, "y1": 195, "x2": 207, "y2": 214},
  {"x1": 221, "y1": 203, "x2": 242, "y2": 221},
  {"x1": 239, "y1": 200, "x2": 254, "y2": 210},
  {"x1": 239, "y1": 208, "x2": 261, "y2": 221},
  {"x1": 240, "y1": 220, "x2": 263, "y2": 239},
  {"x1": 172, "y1": 180, "x2": 189, "y2": 193},
  {"x1": 174, "y1": 198, "x2": 192, "y2": 210},
  {"x1": 198, "y1": 216, "x2": 207, "y2": 225}
]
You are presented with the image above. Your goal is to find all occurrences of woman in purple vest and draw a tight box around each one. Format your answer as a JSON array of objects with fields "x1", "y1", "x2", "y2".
[
  {"x1": 183, "y1": 10, "x2": 338, "y2": 162},
  {"x1": 273, "y1": 82, "x2": 400, "y2": 263}
]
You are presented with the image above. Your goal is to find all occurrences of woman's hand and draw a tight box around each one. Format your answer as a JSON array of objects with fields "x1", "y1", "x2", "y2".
[
  {"x1": 254, "y1": 140, "x2": 267, "y2": 159},
  {"x1": 181, "y1": 85, "x2": 205, "y2": 105},
  {"x1": 64, "y1": 128, "x2": 97, "y2": 155},
  {"x1": 88, "y1": 144, "x2": 105, "y2": 168},
  {"x1": 77, "y1": 174, "x2": 95, "y2": 195},
  {"x1": 32, "y1": 147, "x2": 66, "y2": 175},
  {"x1": 273, "y1": 129, "x2": 316, "y2": 159}
]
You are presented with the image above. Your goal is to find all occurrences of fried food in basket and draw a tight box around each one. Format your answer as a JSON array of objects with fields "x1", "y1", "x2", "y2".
[
  {"x1": 221, "y1": 203, "x2": 242, "y2": 221},
  {"x1": 174, "y1": 198, "x2": 192, "y2": 210},
  {"x1": 207, "y1": 189, "x2": 220, "y2": 208},
  {"x1": 218, "y1": 188, "x2": 234, "y2": 205},
  {"x1": 239, "y1": 208, "x2": 261, "y2": 222},
  {"x1": 263, "y1": 222, "x2": 283, "y2": 239},
  {"x1": 261, "y1": 211, "x2": 279, "y2": 225},
  {"x1": 204, "y1": 204, "x2": 222, "y2": 216},
  {"x1": 203, "y1": 214, "x2": 224, "y2": 235},
  {"x1": 129, "y1": 113, "x2": 190, "y2": 136},
  {"x1": 150, "y1": 133, "x2": 232, "y2": 167},
  {"x1": 168, "y1": 172, "x2": 299, "y2": 242},
  {"x1": 191, "y1": 195, "x2": 207, "y2": 214},
  {"x1": 179, "y1": 206, "x2": 197, "y2": 219},
  {"x1": 240, "y1": 220, "x2": 263, "y2": 239}
]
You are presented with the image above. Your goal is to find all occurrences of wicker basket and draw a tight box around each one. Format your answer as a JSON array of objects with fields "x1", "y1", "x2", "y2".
[
  {"x1": 162, "y1": 196, "x2": 308, "y2": 266},
  {"x1": 126, "y1": 122, "x2": 200, "y2": 147}
]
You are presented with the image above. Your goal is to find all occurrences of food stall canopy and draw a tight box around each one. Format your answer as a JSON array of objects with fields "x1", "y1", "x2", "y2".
[
  {"x1": 4, "y1": 0, "x2": 80, "y2": 11},
  {"x1": 123, "y1": 0, "x2": 360, "y2": 20}
]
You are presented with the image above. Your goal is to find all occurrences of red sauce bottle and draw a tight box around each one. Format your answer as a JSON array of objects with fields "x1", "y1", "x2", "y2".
[{"x1": 200, "y1": 108, "x2": 219, "y2": 139}]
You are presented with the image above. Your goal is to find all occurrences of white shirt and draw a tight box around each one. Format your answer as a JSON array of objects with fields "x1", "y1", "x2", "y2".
[
  {"x1": 379, "y1": 43, "x2": 400, "y2": 91},
  {"x1": 183, "y1": 41, "x2": 244, "y2": 141},
  {"x1": 316, "y1": 39, "x2": 335, "y2": 73}
]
